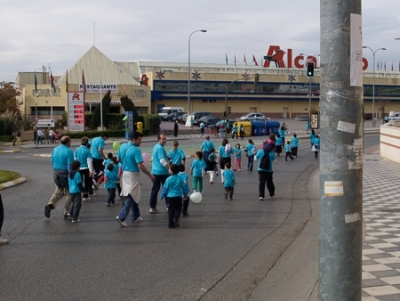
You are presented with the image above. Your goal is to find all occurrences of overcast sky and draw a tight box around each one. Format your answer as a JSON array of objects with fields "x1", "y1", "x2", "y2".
[{"x1": 1, "y1": 0, "x2": 399, "y2": 82}]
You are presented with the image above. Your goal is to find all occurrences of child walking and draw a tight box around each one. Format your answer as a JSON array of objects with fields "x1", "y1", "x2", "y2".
[
  {"x1": 160, "y1": 164, "x2": 190, "y2": 228},
  {"x1": 233, "y1": 143, "x2": 242, "y2": 171},
  {"x1": 191, "y1": 151, "x2": 206, "y2": 193},
  {"x1": 68, "y1": 160, "x2": 85, "y2": 223},
  {"x1": 178, "y1": 164, "x2": 190, "y2": 216},
  {"x1": 105, "y1": 162, "x2": 119, "y2": 206},
  {"x1": 206, "y1": 148, "x2": 218, "y2": 184},
  {"x1": 112, "y1": 157, "x2": 122, "y2": 197},
  {"x1": 291, "y1": 134, "x2": 299, "y2": 157},
  {"x1": 285, "y1": 141, "x2": 294, "y2": 161},
  {"x1": 223, "y1": 162, "x2": 235, "y2": 200}
]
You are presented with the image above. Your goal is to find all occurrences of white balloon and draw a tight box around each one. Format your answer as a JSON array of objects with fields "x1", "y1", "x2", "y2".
[{"x1": 190, "y1": 192, "x2": 203, "y2": 203}]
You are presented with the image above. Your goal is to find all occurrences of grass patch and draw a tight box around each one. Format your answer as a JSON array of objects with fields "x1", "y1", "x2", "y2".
[{"x1": 0, "y1": 170, "x2": 21, "y2": 184}]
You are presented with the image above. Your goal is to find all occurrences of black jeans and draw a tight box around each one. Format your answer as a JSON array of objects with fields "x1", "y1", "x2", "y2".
[
  {"x1": 149, "y1": 174, "x2": 169, "y2": 209},
  {"x1": 92, "y1": 158, "x2": 104, "y2": 177},
  {"x1": 167, "y1": 196, "x2": 182, "y2": 227},
  {"x1": 258, "y1": 171, "x2": 275, "y2": 198},
  {"x1": 79, "y1": 169, "x2": 91, "y2": 198}
]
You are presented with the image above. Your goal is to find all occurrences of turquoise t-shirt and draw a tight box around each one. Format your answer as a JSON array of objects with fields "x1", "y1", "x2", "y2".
[
  {"x1": 91, "y1": 136, "x2": 105, "y2": 160},
  {"x1": 52, "y1": 145, "x2": 74, "y2": 171},
  {"x1": 223, "y1": 169, "x2": 235, "y2": 188},
  {"x1": 160, "y1": 174, "x2": 189, "y2": 198},
  {"x1": 151, "y1": 143, "x2": 169, "y2": 175},
  {"x1": 255, "y1": 149, "x2": 276, "y2": 172},
  {"x1": 104, "y1": 167, "x2": 119, "y2": 189},
  {"x1": 168, "y1": 148, "x2": 185, "y2": 165},
  {"x1": 68, "y1": 171, "x2": 82, "y2": 193},
  {"x1": 191, "y1": 159, "x2": 206, "y2": 177},
  {"x1": 122, "y1": 145, "x2": 143, "y2": 172},
  {"x1": 74, "y1": 145, "x2": 92, "y2": 169}
]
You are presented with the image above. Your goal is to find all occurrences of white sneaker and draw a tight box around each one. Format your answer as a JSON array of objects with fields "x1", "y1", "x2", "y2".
[
  {"x1": 0, "y1": 237, "x2": 8, "y2": 245},
  {"x1": 134, "y1": 217, "x2": 143, "y2": 223},
  {"x1": 71, "y1": 219, "x2": 80, "y2": 223},
  {"x1": 259, "y1": 197, "x2": 264, "y2": 201},
  {"x1": 149, "y1": 208, "x2": 159, "y2": 214},
  {"x1": 116, "y1": 216, "x2": 127, "y2": 227},
  {"x1": 82, "y1": 197, "x2": 91, "y2": 201}
]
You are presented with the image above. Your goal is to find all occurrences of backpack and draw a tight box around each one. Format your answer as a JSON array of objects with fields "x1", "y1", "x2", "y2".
[
  {"x1": 225, "y1": 144, "x2": 231, "y2": 153},
  {"x1": 251, "y1": 145, "x2": 257, "y2": 155},
  {"x1": 260, "y1": 151, "x2": 271, "y2": 170}
]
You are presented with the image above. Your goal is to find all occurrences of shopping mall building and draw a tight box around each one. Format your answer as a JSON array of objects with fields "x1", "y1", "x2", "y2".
[{"x1": 14, "y1": 46, "x2": 400, "y2": 122}]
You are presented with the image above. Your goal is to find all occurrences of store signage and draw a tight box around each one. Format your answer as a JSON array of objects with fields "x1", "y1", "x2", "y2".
[{"x1": 79, "y1": 83, "x2": 118, "y2": 93}]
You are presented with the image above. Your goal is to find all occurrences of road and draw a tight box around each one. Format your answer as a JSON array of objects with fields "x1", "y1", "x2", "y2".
[{"x1": 0, "y1": 134, "x2": 379, "y2": 301}]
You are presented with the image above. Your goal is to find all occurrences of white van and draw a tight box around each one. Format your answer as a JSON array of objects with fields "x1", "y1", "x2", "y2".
[{"x1": 158, "y1": 107, "x2": 184, "y2": 118}]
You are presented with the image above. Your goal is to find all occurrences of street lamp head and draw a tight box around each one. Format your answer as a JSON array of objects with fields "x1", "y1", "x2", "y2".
[
  {"x1": 381, "y1": 48, "x2": 387, "y2": 50},
  {"x1": 200, "y1": 29, "x2": 207, "y2": 32}
]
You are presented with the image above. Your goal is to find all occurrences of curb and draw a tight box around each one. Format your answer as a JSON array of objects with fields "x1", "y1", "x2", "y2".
[
  {"x1": 33, "y1": 154, "x2": 51, "y2": 157},
  {"x1": 0, "y1": 149, "x2": 21, "y2": 153},
  {"x1": 0, "y1": 177, "x2": 27, "y2": 190}
]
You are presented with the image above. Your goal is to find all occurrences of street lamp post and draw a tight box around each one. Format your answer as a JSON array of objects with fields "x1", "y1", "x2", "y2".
[
  {"x1": 188, "y1": 29, "x2": 207, "y2": 114},
  {"x1": 363, "y1": 46, "x2": 386, "y2": 127}
]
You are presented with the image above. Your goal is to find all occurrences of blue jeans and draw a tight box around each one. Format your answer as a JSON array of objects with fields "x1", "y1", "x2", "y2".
[
  {"x1": 247, "y1": 155, "x2": 254, "y2": 171},
  {"x1": 107, "y1": 188, "x2": 116, "y2": 204},
  {"x1": 149, "y1": 174, "x2": 169, "y2": 209},
  {"x1": 69, "y1": 193, "x2": 82, "y2": 221},
  {"x1": 118, "y1": 194, "x2": 140, "y2": 222}
]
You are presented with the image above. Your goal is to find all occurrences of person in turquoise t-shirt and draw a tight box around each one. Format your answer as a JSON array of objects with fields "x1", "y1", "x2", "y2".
[
  {"x1": 116, "y1": 132, "x2": 155, "y2": 227},
  {"x1": 223, "y1": 162, "x2": 235, "y2": 201},
  {"x1": 161, "y1": 164, "x2": 189, "y2": 228},
  {"x1": 45, "y1": 136, "x2": 74, "y2": 219},
  {"x1": 178, "y1": 164, "x2": 191, "y2": 216},
  {"x1": 149, "y1": 134, "x2": 170, "y2": 213},
  {"x1": 68, "y1": 160, "x2": 85, "y2": 223},
  {"x1": 104, "y1": 162, "x2": 119, "y2": 206},
  {"x1": 290, "y1": 134, "x2": 299, "y2": 157},
  {"x1": 191, "y1": 151, "x2": 207, "y2": 193},
  {"x1": 255, "y1": 143, "x2": 277, "y2": 200},
  {"x1": 90, "y1": 132, "x2": 109, "y2": 180},
  {"x1": 168, "y1": 140, "x2": 186, "y2": 165}
]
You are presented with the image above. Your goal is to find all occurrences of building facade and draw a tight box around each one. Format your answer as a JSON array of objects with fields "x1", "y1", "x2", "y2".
[{"x1": 14, "y1": 46, "x2": 400, "y2": 122}]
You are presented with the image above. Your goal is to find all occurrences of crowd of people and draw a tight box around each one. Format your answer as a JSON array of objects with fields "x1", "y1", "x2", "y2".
[{"x1": 42, "y1": 125, "x2": 320, "y2": 229}]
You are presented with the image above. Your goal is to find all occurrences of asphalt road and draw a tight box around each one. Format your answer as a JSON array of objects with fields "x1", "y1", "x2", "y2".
[{"x1": 0, "y1": 134, "x2": 379, "y2": 301}]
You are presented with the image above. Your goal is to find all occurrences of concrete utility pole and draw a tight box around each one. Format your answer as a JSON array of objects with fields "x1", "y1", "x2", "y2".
[{"x1": 319, "y1": 1, "x2": 363, "y2": 300}]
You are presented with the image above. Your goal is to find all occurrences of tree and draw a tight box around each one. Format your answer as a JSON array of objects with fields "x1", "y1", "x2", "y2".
[
  {"x1": 0, "y1": 82, "x2": 21, "y2": 117},
  {"x1": 120, "y1": 95, "x2": 140, "y2": 122}
]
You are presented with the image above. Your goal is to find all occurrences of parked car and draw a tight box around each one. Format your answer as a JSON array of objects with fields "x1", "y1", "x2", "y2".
[
  {"x1": 163, "y1": 111, "x2": 185, "y2": 121},
  {"x1": 198, "y1": 116, "x2": 221, "y2": 128},
  {"x1": 189, "y1": 111, "x2": 213, "y2": 125},
  {"x1": 178, "y1": 114, "x2": 188, "y2": 124},
  {"x1": 214, "y1": 119, "x2": 235, "y2": 133},
  {"x1": 239, "y1": 113, "x2": 266, "y2": 121}
]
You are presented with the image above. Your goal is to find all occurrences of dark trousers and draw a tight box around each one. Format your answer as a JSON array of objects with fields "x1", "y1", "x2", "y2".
[
  {"x1": 182, "y1": 197, "x2": 189, "y2": 215},
  {"x1": 232, "y1": 132, "x2": 238, "y2": 139},
  {"x1": 247, "y1": 154, "x2": 254, "y2": 171},
  {"x1": 92, "y1": 158, "x2": 104, "y2": 177},
  {"x1": 219, "y1": 157, "x2": 231, "y2": 170},
  {"x1": 167, "y1": 196, "x2": 182, "y2": 227},
  {"x1": 69, "y1": 193, "x2": 82, "y2": 221},
  {"x1": 107, "y1": 188, "x2": 116, "y2": 204},
  {"x1": 285, "y1": 152, "x2": 293, "y2": 161},
  {"x1": 291, "y1": 147, "x2": 298, "y2": 156},
  {"x1": 79, "y1": 169, "x2": 91, "y2": 198},
  {"x1": 258, "y1": 171, "x2": 275, "y2": 198},
  {"x1": 149, "y1": 174, "x2": 169, "y2": 209},
  {"x1": 0, "y1": 193, "x2": 4, "y2": 236},
  {"x1": 224, "y1": 187, "x2": 234, "y2": 199}
]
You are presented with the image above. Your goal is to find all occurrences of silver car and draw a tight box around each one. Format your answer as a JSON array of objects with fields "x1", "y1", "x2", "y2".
[{"x1": 239, "y1": 113, "x2": 266, "y2": 121}]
